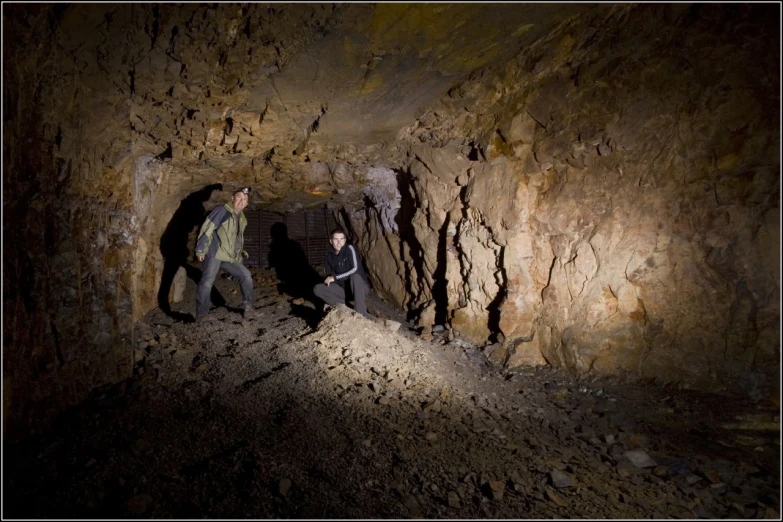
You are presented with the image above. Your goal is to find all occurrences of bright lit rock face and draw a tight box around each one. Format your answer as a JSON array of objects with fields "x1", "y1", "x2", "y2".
[
  {"x1": 2, "y1": 3, "x2": 779, "y2": 437},
  {"x1": 339, "y1": 4, "x2": 780, "y2": 395}
]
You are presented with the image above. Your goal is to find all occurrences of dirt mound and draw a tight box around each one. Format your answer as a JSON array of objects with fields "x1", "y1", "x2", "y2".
[{"x1": 4, "y1": 274, "x2": 779, "y2": 519}]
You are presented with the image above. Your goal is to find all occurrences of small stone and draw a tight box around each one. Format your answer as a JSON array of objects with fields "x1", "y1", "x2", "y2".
[
  {"x1": 738, "y1": 462, "x2": 760, "y2": 475},
  {"x1": 402, "y1": 494, "x2": 422, "y2": 517},
  {"x1": 666, "y1": 458, "x2": 692, "y2": 476},
  {"x1": 616, "y1": 461, "x2": 637, "y2": 478},
  {"x1": 685, "y1": 474, "x2": 703, "y2": 486},
  {"x1": 384, "y1": 319, "x2": 401, "y2": 332},
  {"x1": 131, "y1": 438, "x2": 153, "y2": 456},
  {"x1": 488, "y1": 480, "x2": 505, "y2": 501},
  {"x1": 292, "y1": 298, "x2": 305, "y2": 305},
  {"x1": 425, "y1": 432, "x2": 438, "y2": 441},
  {"x1": 545, "y1": 486, "x2": 568, "y2": 507},
  {"x1": 550, "y1": 469, "x2": 573, "y2": 488},
  {"x1": 447, "y1": 490, "x2": 460, "y2": 508},
  {"x1": 378, "y1": 396, "x2": 390, "y2": 405},
  {"x1": 704, "y1": 469, "x2": 721, "y2": 483},
  {"x1": 278, "y1": 478, "x2": 292, "y2": 497},
  {"x1": 127, "y1": 493, "x2": 153, "y2": 515},
  {"x1": 652, "y1": 466, "x2": 670, "y2": 478},
  {"x1": 624, "y1": 449, "x2": 657, "y2": 468},
  {"x1": 423, "y1": 400, "x2": 441, "y2": 413}
]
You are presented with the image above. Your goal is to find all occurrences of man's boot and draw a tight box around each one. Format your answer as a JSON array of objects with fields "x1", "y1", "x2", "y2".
[
  {"x1": 195, "y1": 313, "x2": 217, "y2": 323},
  {"x1": 243, "y1": 305, "x2": 258, "y2": 319}
]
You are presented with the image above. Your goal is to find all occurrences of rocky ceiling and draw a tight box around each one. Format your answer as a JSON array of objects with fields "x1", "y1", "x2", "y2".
[
  {"x1": 5, "y1": 3, "x2": 588, "y2": 211},
  {"x1": 2, "y1": 3, "x2": 780, "y2": 439}
]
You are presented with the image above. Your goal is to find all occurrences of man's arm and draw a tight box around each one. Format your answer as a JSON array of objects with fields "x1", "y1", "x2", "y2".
[
  {"x1": 323, "y1": 255, "x2": 334, "y2": 285},
  {"x1": 333, "y1": 245, "x2": 359, "y2": 280},
  {"x1": 195, "y1": 206, "x2": 228, "y2": 260}
]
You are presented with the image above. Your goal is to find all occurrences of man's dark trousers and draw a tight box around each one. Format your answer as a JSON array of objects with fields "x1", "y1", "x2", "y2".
[
  {"x1": 314, "y1": 273, "x2": 369, "y2": 318},
  {"x1": 197, "y1": 255, "x2": 253, "y2": 316}
]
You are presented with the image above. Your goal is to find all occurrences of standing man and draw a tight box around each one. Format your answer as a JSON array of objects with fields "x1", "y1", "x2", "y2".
[
  {"x1": 194, "y1": 187, "x2": 256, "y2": 322},
  {"x1": 313, "y1": 228, "x2": 371, "y2": 318}
]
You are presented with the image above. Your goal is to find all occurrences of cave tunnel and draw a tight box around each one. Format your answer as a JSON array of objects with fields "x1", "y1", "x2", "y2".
[{"x1": 2, "y1": 3, "x2": 781, "y2": 519}]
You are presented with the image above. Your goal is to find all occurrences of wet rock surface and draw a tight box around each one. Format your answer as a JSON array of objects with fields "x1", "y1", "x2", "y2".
[{"x1": 4, "y1": 269, "x2": 780, "y2": 518}]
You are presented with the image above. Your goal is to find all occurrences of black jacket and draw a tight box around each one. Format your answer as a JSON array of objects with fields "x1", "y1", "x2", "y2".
[{"x1": 324, "y1": 243, "x2": 368, "y2": 288}]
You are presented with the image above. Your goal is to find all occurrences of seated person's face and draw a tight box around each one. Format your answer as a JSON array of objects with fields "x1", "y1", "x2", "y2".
[{"x1": 329, "y1": 233, "x2": 346, "y2": 251}]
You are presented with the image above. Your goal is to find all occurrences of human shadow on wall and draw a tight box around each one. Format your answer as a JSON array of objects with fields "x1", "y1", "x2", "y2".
[
  {"x1": 158, "y1": 184, "x2": 227, "y2": 321},
  {"x1": 267, "y1": 222, "x2": 322, "y2": 302}
]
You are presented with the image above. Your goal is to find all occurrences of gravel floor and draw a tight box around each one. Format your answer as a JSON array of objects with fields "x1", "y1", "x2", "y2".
[{"x1": 3, "y1": 268, "x2": 780, "y2": 519}]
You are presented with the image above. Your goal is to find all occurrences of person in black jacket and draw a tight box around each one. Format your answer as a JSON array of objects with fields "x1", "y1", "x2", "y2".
[{"x1": 313, "y1": 228, "x2": 371, "y2": 318}]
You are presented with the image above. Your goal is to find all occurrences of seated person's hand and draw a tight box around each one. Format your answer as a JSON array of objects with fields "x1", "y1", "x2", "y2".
[
  {"x1": 325, "y1": 275, "x2": 335, "y2": 286},
  {"x1": 197, "y1": 254, "x2": 205, "y2": 262}
]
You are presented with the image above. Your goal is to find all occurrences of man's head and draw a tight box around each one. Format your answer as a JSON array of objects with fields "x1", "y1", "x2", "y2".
[
  {"x1": 329, "y1": 228, "x2": 347, "y2": 253},
  {"x1": 232, "y1": 187, "x2": 250, "y2": 213}
]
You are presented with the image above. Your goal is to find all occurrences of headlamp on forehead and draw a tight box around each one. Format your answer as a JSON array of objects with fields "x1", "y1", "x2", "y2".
[{"x1": 234, "y1": 187, "x2": 251, "y2": 196}]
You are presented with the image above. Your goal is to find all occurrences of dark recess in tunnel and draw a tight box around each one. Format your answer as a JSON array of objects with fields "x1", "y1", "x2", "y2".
[
  {"x1": 432, "y1": 218, "x2": 450, "y2": 327},
  {"x1": 486, "y1": 246, "x2": 507, "y2": 345}
]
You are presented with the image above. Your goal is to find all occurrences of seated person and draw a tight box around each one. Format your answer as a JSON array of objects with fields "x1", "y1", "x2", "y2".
[{"x1": 313, "y1": 228, "x2": 370, "y2": 318}]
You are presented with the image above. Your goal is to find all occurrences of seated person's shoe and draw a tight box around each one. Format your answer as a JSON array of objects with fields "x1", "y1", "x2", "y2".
[
  {"x1": 243, "y1": 306, "x2": 258, "y2": 319},
  {"x1": 196, "y1": 313, "x2": 217, "y2": 323}
]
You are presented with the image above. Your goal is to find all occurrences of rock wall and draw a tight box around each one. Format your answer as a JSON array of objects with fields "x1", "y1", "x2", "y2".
[
  {"x1": 2, "y1": 3, "x2": 346, "y2": 438},
  {"x1": 349, "y1": 4, "x2": 780, "y2": 396}
]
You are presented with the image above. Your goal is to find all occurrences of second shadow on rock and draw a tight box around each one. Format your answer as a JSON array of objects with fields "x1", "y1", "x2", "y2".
[{"x1": 267, "y1": 222, "x2": 322, "y2": 301}]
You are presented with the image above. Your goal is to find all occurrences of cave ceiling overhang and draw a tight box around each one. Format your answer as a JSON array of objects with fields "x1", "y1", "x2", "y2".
[{"x1": 123, "y1": 3, "x2": 588, "y2": 210}]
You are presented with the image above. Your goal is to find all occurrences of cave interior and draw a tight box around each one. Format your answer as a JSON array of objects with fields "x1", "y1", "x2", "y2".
[{"x1": 2, "y1": 3, "x2": 781, "y2": 519}]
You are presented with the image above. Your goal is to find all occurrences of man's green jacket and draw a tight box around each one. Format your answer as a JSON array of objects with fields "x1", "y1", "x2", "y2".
[{"x1": 195, "y1": 202, "x2": 247, "y2": 262}]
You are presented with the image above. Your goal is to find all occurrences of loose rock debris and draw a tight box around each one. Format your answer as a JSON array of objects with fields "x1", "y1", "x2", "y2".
[{"x1": 3, "y1": 269, "x2": 780, "y2": 518}]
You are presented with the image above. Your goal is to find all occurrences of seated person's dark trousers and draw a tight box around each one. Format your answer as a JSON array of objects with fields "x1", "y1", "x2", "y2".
[
  {"x1": 197, "y1": 255, "x2": 254, "y2": 316},
  {"x1": 313, "y1": 273, "x2": 368, "y2": 317}
]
